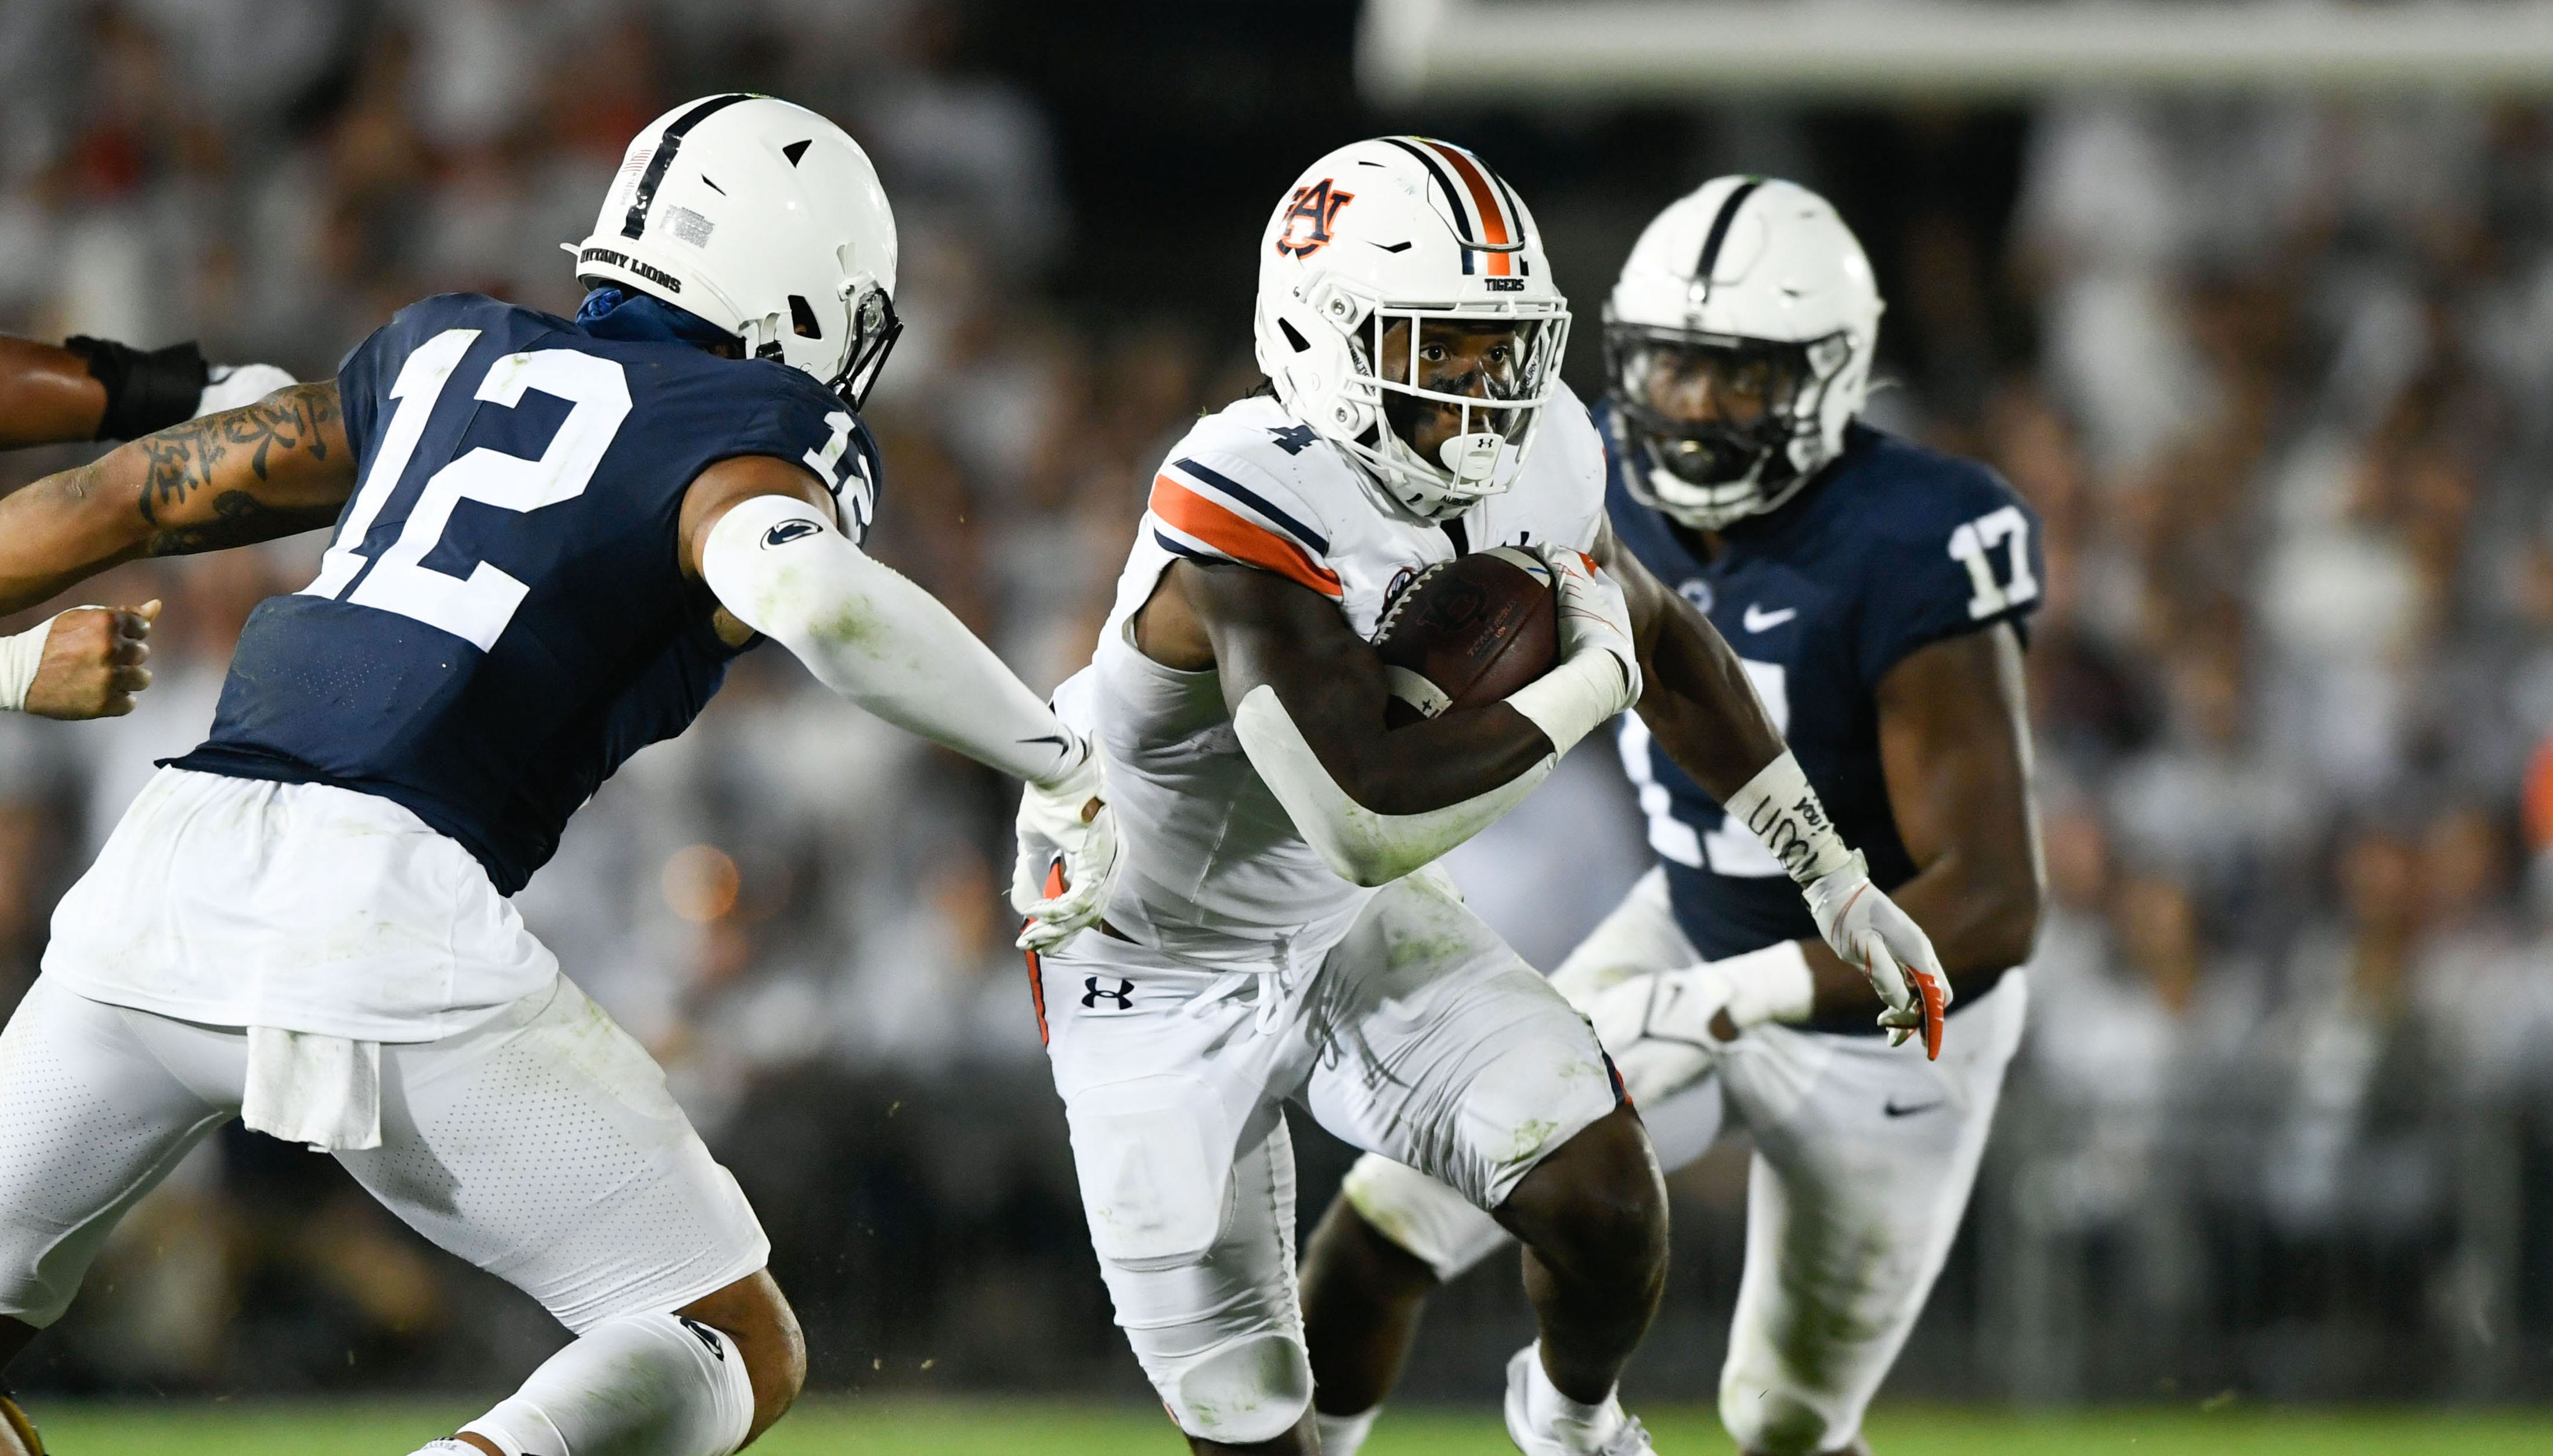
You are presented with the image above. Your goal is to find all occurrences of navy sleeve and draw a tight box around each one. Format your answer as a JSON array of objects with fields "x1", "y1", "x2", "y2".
[
  {"x1": 1853, "y1": 458, "x2": 2045, "y2": 689},
  {"x1": 719, "y1": 363, "x2": 880, "y2": 544}
]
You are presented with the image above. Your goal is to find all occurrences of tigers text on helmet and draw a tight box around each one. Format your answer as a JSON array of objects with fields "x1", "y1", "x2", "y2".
[
  {"x1": 1604, "y1": 176, "x2": 1882, "y2": 532},
  {"x1": 1253, "y1": 137, "x2": 1570, "y2": 522},
  {"x1": 570, "y1": 94, "x2": 902, "y2": 409}
]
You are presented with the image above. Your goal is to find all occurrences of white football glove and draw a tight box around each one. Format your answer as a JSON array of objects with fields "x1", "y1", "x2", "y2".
[
  {"x1": 1578, "y1": 964, "x2": 1735, "y2": 1100},
  {"x1": 194, "y1": 363, "x2": 297, "y2": 418},
  {"x1": 1538, "y1": 546, "x2": 1641, "y2": 716},
  {"x1": 1803, "y1": 851, "x2": 1951, "y2": 1058},
  {"x1": 1010, "y1": 733, "x2": 1122, "y2": 953}
]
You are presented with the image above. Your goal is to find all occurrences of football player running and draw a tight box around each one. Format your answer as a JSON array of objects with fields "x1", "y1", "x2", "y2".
[
  {"x1": 0, "y1": 96, "x2": 1119, "y2": 1456},
  {"x1": 1302, "y1": 178, "x2": 2045, "y2": 1456},
  {"x1": 0, "y1": 333, "x2": 298, "y2": 725},
  {"x1": 1037, "y1": 140, "x2": 1945, "y2": 1456}
]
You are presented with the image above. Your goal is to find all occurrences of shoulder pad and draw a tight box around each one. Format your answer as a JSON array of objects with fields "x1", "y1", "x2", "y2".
[{"x1": 1144, "y1": 401, "x2": 1355, "y2": 599}]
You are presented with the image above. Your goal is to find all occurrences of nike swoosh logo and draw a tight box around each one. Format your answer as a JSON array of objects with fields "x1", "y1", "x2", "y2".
[
  {"x1": 1020, "y1": 734, "x2": 1070, "y2": 749},
  {"x1": 1883, "y1": 1097, "x2": 1944, "y2": 1118},
  {"x1": 1742, "y1": 604, "x2": 1797, "y2": 633}
]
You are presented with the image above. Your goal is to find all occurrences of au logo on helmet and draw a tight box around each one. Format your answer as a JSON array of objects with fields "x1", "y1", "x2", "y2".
[{"x1": 1274, "y1": 178, "x2": 1355, "y2": 258}]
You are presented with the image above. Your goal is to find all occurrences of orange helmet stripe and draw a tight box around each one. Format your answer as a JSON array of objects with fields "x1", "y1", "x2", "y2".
[{"x1": 1423, "y1": 140, "x2": 1514, "y2": 276}]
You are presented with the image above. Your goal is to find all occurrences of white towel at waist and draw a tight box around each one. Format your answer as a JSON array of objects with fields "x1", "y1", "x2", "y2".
[{"x1": 241, "y1": 1027, "x2": 382, "y2": 1152}]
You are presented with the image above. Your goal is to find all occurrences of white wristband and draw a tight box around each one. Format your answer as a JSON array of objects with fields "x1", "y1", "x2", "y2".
[
  {"x1": 1722, "y1": 750, "x2": 1854, "y2": 887},
  {"x1": 1715, "y1": 940, "x2": 1817, "y2": 1028},
  {"x1": 1503, "y1": 651, "x2": 1627, "y2": 757},
  {"x1": 0, "y1": 613, "x2": 64, "y2": 713}
]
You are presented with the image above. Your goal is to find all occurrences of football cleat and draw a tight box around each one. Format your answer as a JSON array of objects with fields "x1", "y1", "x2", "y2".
[{"x1": 1501, "y1": 1345, "x2": 1655, "y2": 1456}]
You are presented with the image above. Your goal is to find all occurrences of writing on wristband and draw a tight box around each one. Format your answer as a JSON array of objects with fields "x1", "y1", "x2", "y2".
[{"x1": 1723, "y1": 750, "x2": 1855, "y2": 886}]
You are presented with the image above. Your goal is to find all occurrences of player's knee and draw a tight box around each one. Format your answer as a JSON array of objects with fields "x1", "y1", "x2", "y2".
[
  {"x1": 1159, "y1": 1329, "x2": 1314, "y2": 1446},
  {"x1": 680, "y1": 1270, "x2": 804, "y2": 1433},
  {"x1": 1504, "y1": 1108, "x2": 1667, "y2": 1279}
]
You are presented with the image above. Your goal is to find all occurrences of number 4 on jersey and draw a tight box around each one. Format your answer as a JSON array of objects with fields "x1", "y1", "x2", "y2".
[{"x1": 1948, "y1": 505, "x2": 2038, "y2": 620}]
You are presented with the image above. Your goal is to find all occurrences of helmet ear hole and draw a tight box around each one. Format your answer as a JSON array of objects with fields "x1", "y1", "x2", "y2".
[
  {"x1": 1278, "y1": 318, "x2": 1311, "y2": 353},
  {"x1": 788, "y1": 295, "x2": 822, "y2": 339}
]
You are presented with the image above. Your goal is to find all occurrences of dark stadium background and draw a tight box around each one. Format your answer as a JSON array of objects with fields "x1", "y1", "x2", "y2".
[{"x1": 0, "y1": 0, "x2": 2547, "y2": 1424}]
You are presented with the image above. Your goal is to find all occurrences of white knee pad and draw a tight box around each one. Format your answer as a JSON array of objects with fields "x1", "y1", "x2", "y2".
[
  {"x1": 1341, "y1": 1152, "x2": 1512, "y2": 1284},
  {"x1": 1161, "y1": 1329, "x2": 1313, "y2": 1446},
  {"x1": 463, "y1": 1310, "x2": 757, "y2": 1456}
]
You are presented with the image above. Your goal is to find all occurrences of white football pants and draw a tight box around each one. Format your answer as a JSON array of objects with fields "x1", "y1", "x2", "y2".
[
  {"x1": 0, "y1": 973, "x2": 768, "y2": 1335},
  {"x1": 1035, "y1": 867, "x2": 1626, "y2": 1447}
]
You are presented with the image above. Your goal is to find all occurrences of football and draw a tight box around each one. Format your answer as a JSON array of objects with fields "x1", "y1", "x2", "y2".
[{"x1": 1373, "y1": 546, "x2": 1561, "y2": 727}]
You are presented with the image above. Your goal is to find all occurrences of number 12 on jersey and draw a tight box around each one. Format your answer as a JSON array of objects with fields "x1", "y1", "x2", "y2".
[
  {"x1": 1948, "y1": 504, "x2": 2038, "y2": 620},
  {"x1": 301, "y1": 327, "x2": 634, "y2": 652}
]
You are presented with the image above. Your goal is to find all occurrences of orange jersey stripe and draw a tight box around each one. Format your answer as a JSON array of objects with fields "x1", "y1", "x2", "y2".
[
  {"x1": 1426, "y1": 140, "x2": 1514, "y2": 276},
  {"x1": 1150, "y1": 476, "x2": 1344, "y2": 598}
]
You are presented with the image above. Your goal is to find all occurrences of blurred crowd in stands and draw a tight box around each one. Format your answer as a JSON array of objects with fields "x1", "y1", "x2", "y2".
[{"x1": 0, "y1": 0, "x2": 2548, "y2": 1406}]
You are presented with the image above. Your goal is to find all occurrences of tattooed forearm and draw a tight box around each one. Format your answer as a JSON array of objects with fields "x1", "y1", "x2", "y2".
[
  {"x1": 146, "y1": 489, "x2": 341, "y2": 557},
  {"x1": 133, "y1": 382, "x2": 338, "y2": 525}
]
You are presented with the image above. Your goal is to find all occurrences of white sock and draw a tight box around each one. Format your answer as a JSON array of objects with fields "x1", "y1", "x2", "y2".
[
  {"x1": 1315, "y1": 1407, "x2": 1380, "y2": 1455},
  {"x1": 458, "y1": 1312, "x2": 756, "y2": 1456},
  {"x1": 408, "y1": 1444, "x2": 478, "y2": 1455},
  {"x1": 1522, "y1": 1342, "x2": 1624, "y2": 1443}
]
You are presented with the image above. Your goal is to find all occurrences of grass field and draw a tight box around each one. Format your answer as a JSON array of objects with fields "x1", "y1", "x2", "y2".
[{"x1": 26, "y1": 1399, "x2": 2553, "y2": 1454}]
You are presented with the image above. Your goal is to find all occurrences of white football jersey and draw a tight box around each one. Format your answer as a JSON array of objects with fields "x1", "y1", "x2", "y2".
[{"x1": 1061, "y1": 385, "x2": 1608, "y2": 973}]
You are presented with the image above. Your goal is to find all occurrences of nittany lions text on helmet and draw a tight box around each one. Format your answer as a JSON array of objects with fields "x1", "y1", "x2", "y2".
[
  {"x1": 1604, "y1": 176, "x2": 1883, "y2": 531},
  {"x1": 571, "y1": 93, "x2": 902, "y2": 407},
  {"x1": 1252, "y1": 136, "x2": 1570, "y2": 521}
]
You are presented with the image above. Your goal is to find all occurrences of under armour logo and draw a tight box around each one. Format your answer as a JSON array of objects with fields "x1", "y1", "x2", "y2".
[
  {"x1": 676, "y1": 1316, "x2": 727, "y2": 1361},
  {"x1": 1269, "y1": 423, "x2": 1319, "y2": 455},
  {"x1": 1082, "y1": 977, "x2": 1133, "y2": 1010}
]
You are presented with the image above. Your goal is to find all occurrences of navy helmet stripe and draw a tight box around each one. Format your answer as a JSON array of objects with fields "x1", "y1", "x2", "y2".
[
  {"x1": 1154, "y1": 529, "x2": 1215, "y2": 563},
  {"x1": 622, "y1": 93, "x2": 753, "y2": 241},
  {"x1": 1173, "y1": 457, "x2": 1331, "y2": 555},
  {"x1": 1693, "y1": 177, "x2": 1764, "y2": 298}
]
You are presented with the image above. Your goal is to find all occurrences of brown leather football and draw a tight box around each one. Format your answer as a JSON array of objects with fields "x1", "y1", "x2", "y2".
[{"x1": 1373, "y1": 546, "x2": 1560, "y2": 728}]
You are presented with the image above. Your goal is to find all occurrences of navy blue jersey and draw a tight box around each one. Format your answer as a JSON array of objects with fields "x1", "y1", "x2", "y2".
[
  {"x1": 1604, "y1": 407, "x2": 2042, "y2": 972},
  {"x1": 172, "y1": 293, "x2": 881, "y2": 894}
]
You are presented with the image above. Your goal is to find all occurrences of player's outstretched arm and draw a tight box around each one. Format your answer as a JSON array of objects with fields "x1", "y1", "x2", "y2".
[
  {"x1": 683, "y1": 456, "x2": 1120, "y2": 949},
  {"x1": 0, "y1": 334, "x2": 298, "y2": 449},
  {"x1": 1142, "y1": 556, "x2": 1637, "y2": 887},
  {"x1": 0, "y1": 382, "x2": 352, "y2": 615},
  {"x1": 0, "y1": 337, "x2": 111, "y2": 449},
  {"x1": 1594, "y1": 514, "x2": 1954, "y2": 1056}
]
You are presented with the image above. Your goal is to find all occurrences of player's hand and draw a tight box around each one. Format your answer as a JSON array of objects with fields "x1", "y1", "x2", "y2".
[
  {"x1": 1537, "y1": 546, "x2": 1641, "y2": 714},
  {"x1": 23, "y1": 601, "x2": 158, "y2": 720},
  {"x1": 1803, "y1": 852, "x2": 1951, "y2": 1058},
  {"x1": 1577, "y1": 963, "x2": 1733, "y2": 1099},
  {"x1": 193, "y1": 363, "x2": 296, "y2": 419},
  {"x1": 1012, "y1": 733, "x2": 1122, "y2": 952}
]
